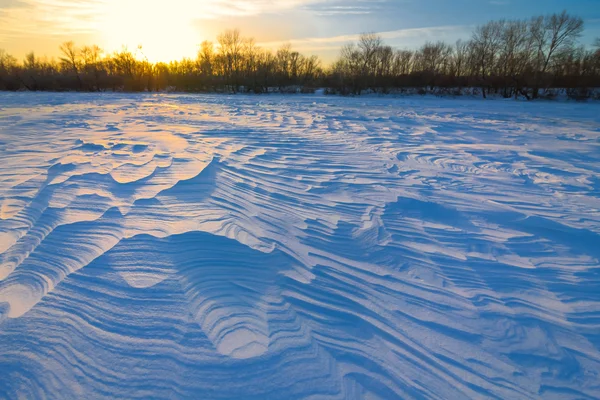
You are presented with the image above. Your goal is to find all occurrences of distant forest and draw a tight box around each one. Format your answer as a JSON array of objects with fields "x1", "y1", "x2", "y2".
[{"x1": 1, "y1": 10, "x2": 599, "y2": 99}]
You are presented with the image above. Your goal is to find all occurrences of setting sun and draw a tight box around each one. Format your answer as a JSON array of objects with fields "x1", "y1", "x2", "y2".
[
  {"x1": 97, "y1": 1, "x2": 205, "y2": 62},
  {"x1": 0, "y1": 0, "x2": 306, "y2": 63}
]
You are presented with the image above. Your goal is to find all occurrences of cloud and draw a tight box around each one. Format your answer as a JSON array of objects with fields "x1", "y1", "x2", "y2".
[
  {"x1": 0, "y1": 0, "x2": 104, "y2": 40},
  {"x1": 0, "y1": 0, "x2": 330, "y2": 41},
  {"x1": 257, "y1": 24, "x2": 472, "y2": 51},
  {"x1": 0, "y1": 0, "x2": 26, "y2": 8},
  {"x1": 209, "y1": 0, "x2": 327, "y2": 16},
  {"x1": 313, "y1": 6, "x2": 373, "y2": 16},
  {"x1": 303, "y1": 0, "x2": 390, "y2": 16}
]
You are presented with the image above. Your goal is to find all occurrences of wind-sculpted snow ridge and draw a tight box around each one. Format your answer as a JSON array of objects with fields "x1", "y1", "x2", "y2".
[{"x1": 0, "y1": 93, "x2": 599, "y2": 399}]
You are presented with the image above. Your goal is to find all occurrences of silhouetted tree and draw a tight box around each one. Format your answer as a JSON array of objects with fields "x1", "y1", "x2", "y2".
[
  {"x1": 530, "y1": 10, "x2": 584, "y2": 98},
  {"x1": 59, "y1": 41, "x2": 82, "y2": 89}
]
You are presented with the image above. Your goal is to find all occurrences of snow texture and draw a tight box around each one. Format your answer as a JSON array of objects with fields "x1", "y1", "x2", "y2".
[{"x1": 0, "y1": 92, "x2": 599, "y2": 399}]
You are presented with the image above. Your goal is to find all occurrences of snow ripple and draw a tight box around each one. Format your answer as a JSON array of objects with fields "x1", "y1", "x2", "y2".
[{"x1": 0, "y1": 93, "x2": 599, "y2": 399}]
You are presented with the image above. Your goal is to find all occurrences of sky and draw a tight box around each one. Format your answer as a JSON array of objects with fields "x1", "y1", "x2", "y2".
[{"x1": 0, "y1": 0, "x2": 599, "y2": 64}]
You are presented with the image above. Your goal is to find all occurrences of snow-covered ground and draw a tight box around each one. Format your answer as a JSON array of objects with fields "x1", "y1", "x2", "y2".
[{"x1": 0, "y1": 92, "x2": 599, "y2": 399}]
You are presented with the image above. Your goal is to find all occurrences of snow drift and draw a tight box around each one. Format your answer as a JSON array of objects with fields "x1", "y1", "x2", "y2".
[{"x1": 0, "y1": 93, "x2": 599, "y2": 399}]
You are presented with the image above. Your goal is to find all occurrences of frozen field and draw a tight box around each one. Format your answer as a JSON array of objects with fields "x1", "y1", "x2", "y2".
[{"x1": 0, "y1": 93, "x2": 599, "y2": 399}]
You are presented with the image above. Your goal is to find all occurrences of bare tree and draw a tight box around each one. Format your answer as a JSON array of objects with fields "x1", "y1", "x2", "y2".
[
  {"x1": 471, "y1": 20, "x2": 505, "y2": 97},
  {"x1": 217, "y1": 29, "x2": 244, "y2": 92},
  {"x1": 339, "y1": 43, "x2": 362, "y2": 94},
  {"x1": 413, "y1": 41, "x2": 453, "y2": 90},
  {"x1": 336, "y1": 33, "x2": 384, "y2": 94},
  {"x1": 530, "y1": 10, "x2": 584, "y2": 97},
  {"x1": 80, "y1": 45, "x2": 102, "y2": 91},
  {"x1": 0, "y1": 49, "x2": 17, "y2": 89},
  {"x1": 197, "y1": 40, "x2": 215, "y2": 84},
  {"x1": 393, "y1": 50, "x2": 413, "y2": 76},
  {"x1": 498, "y1": 20, "x2": 532, "y2": 98},
  {"x1": 276, "y1": 43, "x2": 292, "y2": 88},
  {"x1": 59, "y1": 41, "x2": 82, "y2": 89},
  {"x1": 453, "y1": 40, "x2": 469, "y2": 78},
  {"x1": 358, "y1": 32, "x2": 383, "y2": 89},
  {"x1": 243, "y1": 37, "x2": 259, "y2": 91},
  {"x1": 0, "y1": 49, "x2": 16, "y2": 73}
]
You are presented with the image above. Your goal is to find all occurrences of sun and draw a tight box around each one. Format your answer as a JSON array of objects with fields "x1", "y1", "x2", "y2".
[{"x1": 97, "y1": 0, "x2": 205, "y2": 62}]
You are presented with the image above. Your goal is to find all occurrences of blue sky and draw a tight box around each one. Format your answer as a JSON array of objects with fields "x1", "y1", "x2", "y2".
[{"x1": 0, "y1": 0, "x2": 599, "y2": 63}]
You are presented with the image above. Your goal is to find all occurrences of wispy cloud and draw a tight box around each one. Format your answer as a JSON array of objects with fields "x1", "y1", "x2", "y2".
[
  {"x1": 206, "y1": 0, "x2": 328, "y2": 17},
  {"x1": 258, "y1": 24, "x2": 472, "y2": 51},
  {"x1": 303, "y1": 0, "x2": 389, "y2": 16},
  {"x1": 0, "y1": 0, "x2": 330, "y2": 41},
  {"x1": 313, "y1": 6, "x2": 373, "y2": 16},
  {"x1": 0, "y1": 0, "x2": 25, "y2": 8},
  {"x1": 0, "y1": 0, "x2": 104, "y2": 40}
]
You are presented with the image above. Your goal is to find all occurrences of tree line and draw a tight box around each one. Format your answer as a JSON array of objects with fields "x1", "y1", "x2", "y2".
[
  {"x1": 329, "y1": 11, "x2": 599, "y2": 99},
  {"x1": 1, "y1": 11, "x2": 599, "y2": 99},
  {"x1": 0, "y1": 30, "x2": 322, "y2": 94}
]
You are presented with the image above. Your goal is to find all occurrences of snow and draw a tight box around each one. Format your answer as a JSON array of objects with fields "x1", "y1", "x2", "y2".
[{"x1": 0, "y1": 92, "x2": 599, "y2": 399}]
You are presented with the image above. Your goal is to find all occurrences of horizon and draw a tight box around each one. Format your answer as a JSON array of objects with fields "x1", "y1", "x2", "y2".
[{"x1": 1, "y1": 0, "x2": 599, "y2": 64}]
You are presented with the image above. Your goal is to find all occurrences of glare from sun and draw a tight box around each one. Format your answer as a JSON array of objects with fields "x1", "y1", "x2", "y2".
[{"x1": 98, "y1": 0, "x2": 205, "y2": 62}]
